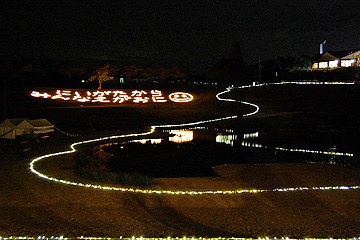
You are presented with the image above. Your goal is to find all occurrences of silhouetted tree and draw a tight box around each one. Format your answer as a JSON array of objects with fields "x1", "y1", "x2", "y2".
[
  {"x1": 58, "y1": 61, "x2": 86, "y2": 81},
  {"x1": 294, "y1": 55, "x2": 312, "y2": 69},
  {"x1": 169, "y1": 63, "x2": 188, "y2": 79},
  {"x1": 140, "y1": 67, "x2": 155, "y2": 81},
  {"x1": 123, "y1": 65, "x2": 139, "y2": 79},
  {"x1": 152, "y1": 65, "x2": 168, "y2": 81},
  {"x1": 88, "y1": 64, "x2": 117, "y2": 89}
]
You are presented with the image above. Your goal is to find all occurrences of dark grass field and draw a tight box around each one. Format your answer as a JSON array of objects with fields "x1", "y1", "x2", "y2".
[
  {"x1": 3, "y1": 86, "x2": 244, "y2": 132},
  {"x1": 228, "y1": 84, "x2": 360, "y2": 155},
  {"x1": 1, "y1": 83, "x2": 360, "y2": 237}
]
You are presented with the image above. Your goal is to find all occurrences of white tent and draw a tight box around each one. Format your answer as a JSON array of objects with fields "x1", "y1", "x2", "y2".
[
  {"x1": 1, "y1": 118, "x2": 54, "y2": 139},
  {"x1": 0, "y1": 118, "x2": 26, "y2": 139},
  {"x1": 17, "y1": 119, "x2": 54, "y2": 135}
]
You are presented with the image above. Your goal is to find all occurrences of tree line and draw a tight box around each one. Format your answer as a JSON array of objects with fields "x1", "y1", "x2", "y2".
[{"x1": 1, "y1": 59, "x2": 189, "y2": 89}]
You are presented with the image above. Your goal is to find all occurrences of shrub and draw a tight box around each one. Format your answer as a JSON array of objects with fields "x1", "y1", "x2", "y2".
[{"x1": 75, "y1": 147, "x2": 154, "y2": 187}]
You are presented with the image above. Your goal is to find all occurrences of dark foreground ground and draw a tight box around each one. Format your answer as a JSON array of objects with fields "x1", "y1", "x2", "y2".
[{"x1": 1, "y1": 84, "x2": 360, "y2": 238}]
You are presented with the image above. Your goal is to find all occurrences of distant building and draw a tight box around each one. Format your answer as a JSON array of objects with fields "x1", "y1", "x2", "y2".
[{"x1": 312, "y1": 49, "x2": 360, "y2": 69}]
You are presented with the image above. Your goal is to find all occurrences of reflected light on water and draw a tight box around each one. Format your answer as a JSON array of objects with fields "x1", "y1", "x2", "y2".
[
  {"x1": 169, "y1": 130, "x2": 193, "y2": 143},
  {"x1": 132, "y1": 138, "x2": 163, "y2": 144},
  {"x1": 243, "y1": 132, "x2": 259, "y2": 139},
  {"x1": 216, "y1": 132, "x2": 259, "y2": 146},
  {"x1": 241, "y1": 140, "x2": 264, "y2": 148},
  {"x1": 216, "y1": 134, "x2": 237, "y2": 146}
]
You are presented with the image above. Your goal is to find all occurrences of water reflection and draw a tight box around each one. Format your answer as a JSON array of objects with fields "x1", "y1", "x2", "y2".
[
  {"x1": 239, "y1": 132, "x2": 354, "y2": 158},
  {"x1": 169, "y1": 130, "x2": 194, "y2": 143},
  {"x1": 241, "y1": 140, "x2": 264, "y2": 148},
  {"x1": 216, "y1": 134, "x2": 237, "y2": 146},
  {"x1": 132, "y1": 138, "x2": 162, "y2": 144},
  {"x1": 123, "y1": 130, "x2": 194, "y2": 145},
  {"x1": 243, "y1": 132, "x2": 259, "y2": 139},
  {"x1": 98, "y1": 127, "x2": 356, "y2": 178},
  {"x1": 103, "y1": 128, "x2": 354, "y2": 160},
  {"x1": 216, "y1": 132, "x2": 259, "y2": 147}
]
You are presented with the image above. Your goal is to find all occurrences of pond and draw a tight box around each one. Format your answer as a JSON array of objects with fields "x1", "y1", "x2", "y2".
[{"x1": 100, "y1": 127, "x2": 356, "y2": 178}]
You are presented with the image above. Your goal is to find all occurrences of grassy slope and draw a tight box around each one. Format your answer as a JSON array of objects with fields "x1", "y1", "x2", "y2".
[
  {"x1": 2, "y1": 149, "x2": 360, "y2": 237},
  {"x1": 5, "y1": 87, "x2": 243, "y2": 131}
]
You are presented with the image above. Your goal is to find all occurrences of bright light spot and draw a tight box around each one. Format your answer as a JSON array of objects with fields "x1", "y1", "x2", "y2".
[
  {"x1": 30, "y1": 90, "x2": 193, "y2": 104},
  {"x1": 328, "y1": 60, "x2": 339, "y2": 68},
  {"x1": 319, "y1": 62, "x2": 328, "y2": 68},
  {"x1": 169, "y1": 92, "x2": 194, "y2": 102},
  {"x1": 216, "y1": 134, "x2": 237, "y2": 146},
  {"x1": 341, "y1": 59, "x2": 356, "y2": 67},
  {"x1": 169, "y1": 130, "x2": 193, "y2": 143}
]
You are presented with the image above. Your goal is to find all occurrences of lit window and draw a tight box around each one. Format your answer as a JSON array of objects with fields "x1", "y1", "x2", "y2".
[
  {"x1": 341, "y1": 59, "x2": 355, "y2": 67},
  {"x1": 319, "y1": 62, "x2": 328, "y2": 68},
  {"x1": 328, "y1": 60, "x2": 339, "y2": 68}
]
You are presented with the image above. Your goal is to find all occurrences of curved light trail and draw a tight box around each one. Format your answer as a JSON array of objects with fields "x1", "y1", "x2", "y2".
[
  {"x1": 1, "y1": 236, "x2": 360, "y2": 240},
  {"x1": 30, "y1": 82, "x2": 359, "y2": 195},
  {"x1": 0, "y1": 236, "x2": 360, "y2": 240}
]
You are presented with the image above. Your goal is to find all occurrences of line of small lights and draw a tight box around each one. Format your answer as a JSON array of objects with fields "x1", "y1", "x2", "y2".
[
  {"x1": 241, "y1": 140, "x2": 354, "y2": 157},
  {"x1": 30, "y1": 153, "x2": 265, "y2": 194},
  {"x1": 54, "y1": 127, "x2": 81, "y2": 137},
  {"x1": 30, "y1": 126, "x2": 265, "y2": 194},
  {"x1": 278, "y1": 81, "x2": 355, "y2": 85},
  {"x1": 215, "y1": 87, "x2": 259, "y2": 117},
  {"x1": 29, "y1": 86, "x2": 259, "y2": 194},
  {"x1": 274, "y1": 146, "x2": 354, "y2": 157},
  {"x1": 233, "y1": 82, "x2": 356, "y2": 158},
  {"x1": 29, "y1": 83, "x2": 360, "y2": 195},
  {"x1": 163, "y1": 126, "x2": 208, "y2": 132},
  {"x1": 231, "y1": 81, "x2": 355, "y2": 89},
  {"x1": 20, "y1": 82, "x2": 360, "y2": 240},
  {"x1": 273, "y1": 185, "x2": 360, "y2": 192},
  {"x1": 1, "y1": 236, "x2": 360, "y2": 240}
]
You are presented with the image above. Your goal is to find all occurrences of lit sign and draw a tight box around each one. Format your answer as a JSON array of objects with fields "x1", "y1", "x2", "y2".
[
  {"x1": 169, "y1": 92, "x2": 194, "y2": 102},
  {"x1": 31, "y1": 90, "x2": 194, "y2": 104}
]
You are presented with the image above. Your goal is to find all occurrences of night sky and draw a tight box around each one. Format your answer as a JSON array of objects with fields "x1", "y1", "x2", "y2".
[{"x1": 2, "y1": 0, "x2": 360, "y2": 74}]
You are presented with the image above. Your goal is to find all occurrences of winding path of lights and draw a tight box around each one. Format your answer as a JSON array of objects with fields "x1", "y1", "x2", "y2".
[
  {"x1": 30, "y1": 82, "x2": 359, "y2": 195},
  {"x1": 2, "y1": 237, "x2": 360, "y2": 240},
  {"x1": 3, "y1": 237, "x2": 360, "y2": 240}
]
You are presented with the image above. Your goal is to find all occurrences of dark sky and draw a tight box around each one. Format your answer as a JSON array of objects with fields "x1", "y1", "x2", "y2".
[{"x1": 2, "y1": 0, "x2": 360, "y2": 73}]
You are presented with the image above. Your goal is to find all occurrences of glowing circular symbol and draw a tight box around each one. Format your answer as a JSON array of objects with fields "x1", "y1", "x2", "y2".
[{"x1": 169, "y1": 92, "x2": 194, "y2": 103}]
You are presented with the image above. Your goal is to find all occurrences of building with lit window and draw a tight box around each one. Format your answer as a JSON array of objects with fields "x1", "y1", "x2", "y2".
[{"x1": 312, "y1": 49, "x2": 360, "y2": 69}]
